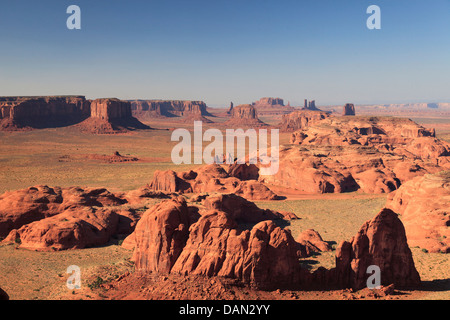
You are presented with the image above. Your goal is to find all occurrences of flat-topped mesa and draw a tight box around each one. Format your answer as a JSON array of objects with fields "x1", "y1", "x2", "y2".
[
  {"x1": 279, "y1": 109, "x2": 330, "y2": 131},
  {"x1": 130, "y1": 100, "x2": 212, "y2": 119},
  {"x1": 0, "y1": 96, "x2": 90, "y2": 129},
  {"x1": 253, "y1": 97, "x2": 285, "y2": 107},
  {"x1": 251, "y1": 97, "x2": 295, "y2": 116},
  {"x1": 343, "y1": 103, "x2": 356, "y2": 116},
  {"x1": 90, "y1": 98, "x2": 132, "y2": 120}
]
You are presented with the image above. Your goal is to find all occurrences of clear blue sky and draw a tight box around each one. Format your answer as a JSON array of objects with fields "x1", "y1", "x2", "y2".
[{"x1": 1, "y1": 0, "x2": 449, "y2": 106}]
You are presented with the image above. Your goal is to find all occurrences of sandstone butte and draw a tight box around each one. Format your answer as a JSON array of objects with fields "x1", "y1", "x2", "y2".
[
  {"x1": 386, "y1": 171, "x2": 450, "y2": 253},
  {"x1": 0, "y1": 96, "x2": 149, "y2": 133},
  {"x1": 343, "y1": 103, "x2": 356, "y2": 116},
  {"x1": 124, "y1": 196, "x2": 421, "y2": 291},
  {"x1": 224, "y1": 104, "x2": 268, "y2": 127}
]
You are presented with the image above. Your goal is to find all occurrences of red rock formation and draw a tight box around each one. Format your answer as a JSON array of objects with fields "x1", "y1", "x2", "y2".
[
  {"x1": 5, "y1": 207, "x2": 119, "y2": 251},
  {"x1": 130, "y1": 100, "x2": 212, "y2": 119},
  {"x1": 77, "y1": 98, "x2": 150, "y2": 134},
  {"x1": 90, "y1": 98, "x2": 132, "y2": 120},
  {"x1": 251, "y1": 97, "x2": 295, "y2": 116},
  {"x1": 386, "y1": 171, "x2": 450, "y2": 253},
  {"x1": 279, "y1": 110, "x2": 330, "y2": 131},
  {"x1": 131, "y1": 197, "x2": 191, "y2": 273},
  {"x1": 125, "y1": 198, "x2": 420, "y2": 291},
  {"x1": 225, "y1": 104, "x2": 267, "y2": 127},
  {"x1": 343, "y1": 103, "x2": 356, "y2": 116},
  {"x1": 254, "y1": 97, "x2": 285, "y2": 106},
  {"x1": 296, "y1": 229, "x2": 332, "y2": 256},
  {"x1": 149, "y1": 164, "x2": 279, "y2": 200},
  {"x1": 0, "y1": 185, "x2": 126, "y2": 238},
  {"x1": 334, "y1": 208, "x2": 421, "y2": 290},
  {"x1": 0, "y1": 96, "x2": 90, "y2": 130},
  {"x1": 203, "y1": 193, "x2": 298, "y2": 223}
]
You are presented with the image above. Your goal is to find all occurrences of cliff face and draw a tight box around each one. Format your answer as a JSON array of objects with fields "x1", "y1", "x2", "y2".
[
  {"x1": 130, "y1": 100, "x2": 210, "y2": 118},
  {"x1": 0, "y1": 96, "x2": 90, "y2": 128},
  {"x1": 0, "y1": 96, "x2": 148, "y2": 133},
  {"x1": 280, "y1": 109, "x2": 330, "y2": 131},
  {"x1": 90, "y1": 98, "x2": 132, "y2": 120}
]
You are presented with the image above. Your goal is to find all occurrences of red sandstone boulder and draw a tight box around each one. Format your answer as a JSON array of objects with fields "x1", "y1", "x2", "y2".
[
  {"x1": 0, "y1": 185, "x2": 126, "y2": 239},
  {"x1": 131, "y1": 197, "x2": 191, "y2": 273},
  {"x1": 296, "y1": 229, "x2": 332, "y2": 256},
  {"x1": 5, "y1": 207, "x2": 119, "y2": 251},
  {"x1": 386, "y1": 171, "x2": 450, "y2": 253},
  {"x1": 335, "y1": 208, "x2": 421, "y2": 290},
  {"x1": 203, "y1": 193, "x2": 298, "y2": 223},
  {"x1": 171, "y1": 212, "x2": 301, "y2": 289}
]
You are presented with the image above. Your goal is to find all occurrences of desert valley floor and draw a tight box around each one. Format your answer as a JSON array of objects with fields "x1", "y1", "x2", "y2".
[{"x1": 0, "y1": 105, "x2": 449, "y2": 300}]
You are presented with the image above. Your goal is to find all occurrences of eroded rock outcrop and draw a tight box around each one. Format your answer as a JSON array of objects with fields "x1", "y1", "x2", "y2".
[
  {"x1": 203, "y1": 193, "x2": 298, "y2": 223},
  {"x1": 279, "y1": 110, "x2": 330, "y2": 131},
  {"x1": 5, "y1": 207, "x2": 119, "y2": 251},
  {"x1": 0, "y1": 185, "x2": 126, "y2": 239},
  {"x1": 127, "y1": 197, "x2": 301, "y2": 289},
  {"x1": 296, "y1": 229, "x2": 332, "y2": 256},
  {"x1": 149, "y1": 164, "x2": 279, "y2": 200},
  {"x1": 386, "y1": 171, "x2": 450, "y2": 253},
  {"x1": 131, "y1": 197, "x2": 191, "y2": 273},
  {"x1": 125, "y1": 198, "x2": 420, "y2": 291},
  {"x1": 77, "y1": 98, "x2": 150, "y2": 133},
  {"x1": 225, "y1": 104, "x2": 267, "y2": 127},
  {"x1": 0, "y1": 96, "x2": 90, "y2": 130},
  {"x1": 266, "y1": 116, "x2": 449, "y2": 194},
  {"x1": 334, "y1": 208, "x2": 421, "y2": 290}
]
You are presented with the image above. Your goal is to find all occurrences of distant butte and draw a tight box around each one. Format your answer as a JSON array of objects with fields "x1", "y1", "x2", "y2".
[{"x1": 0, "y1": 96, "x2": 150, "y2": 133}]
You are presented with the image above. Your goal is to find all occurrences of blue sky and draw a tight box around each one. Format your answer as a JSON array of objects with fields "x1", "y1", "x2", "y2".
[{"x1": 0, "y1": 0, "x2": 449, "y2": 106}]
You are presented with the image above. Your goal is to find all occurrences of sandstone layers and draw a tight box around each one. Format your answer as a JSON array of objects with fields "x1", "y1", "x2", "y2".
[
  {"x1": 262, "y1": 116, "x2": 450, "y2": 194},
  {"x1": 0, "y1": 96, "x2": 90, "y2": 130},
  {"x1": 0, "y1": 96, "x2": 149, "y2": 133},
  {"x1": 279, "y1": 109, "x2": 330, "y2": 131},
  {"x1": 0, "y1": 185, "x2": 154, "y2": 250},
  {"x1": 387, "y1": 171, "x2": 450, "y2": 253},
  {"x1": 130, "y1": 100, "x2": 213, "y2": 122}
]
